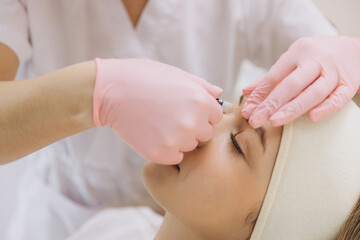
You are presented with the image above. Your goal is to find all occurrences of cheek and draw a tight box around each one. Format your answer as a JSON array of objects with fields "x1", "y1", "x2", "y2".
[
  {"x1": 142, "y1": 162, "x2": 179, "y2": 208},
  {"x1": 172, "y1": 145, "x2": 258, "y2": 231}
]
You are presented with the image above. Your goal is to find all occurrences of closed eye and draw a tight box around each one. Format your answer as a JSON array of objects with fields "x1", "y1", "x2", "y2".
[{"x1": 230, "y1": 132, "x2": 243, "y2": 155}]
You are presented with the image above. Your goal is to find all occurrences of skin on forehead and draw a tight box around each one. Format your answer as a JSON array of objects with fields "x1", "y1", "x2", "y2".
[{"x1": 143, "y1": 96, "x2": 283, "y2": 239}]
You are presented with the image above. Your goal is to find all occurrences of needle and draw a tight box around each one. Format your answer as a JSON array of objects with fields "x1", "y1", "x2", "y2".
[{"x1": 216, "y1": 98, "x2": 233, "y2": 110}]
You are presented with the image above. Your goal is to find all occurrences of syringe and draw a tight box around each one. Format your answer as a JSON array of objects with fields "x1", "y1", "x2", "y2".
[{"x1": 216, "y1": 98, "x2": 233, "y2": 111}]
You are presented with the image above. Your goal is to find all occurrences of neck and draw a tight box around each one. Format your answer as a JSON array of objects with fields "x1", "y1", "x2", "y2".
[{"x1": 155, "y1": 213, "x2": 203, "y2": 240}]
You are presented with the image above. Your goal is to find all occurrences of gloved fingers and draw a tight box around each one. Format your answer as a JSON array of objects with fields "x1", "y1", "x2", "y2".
[
  {"x1": 263, "y1": 50, "x2": 299, "y2": 85},
  {"x1": 241, "y1": 81, "x2": 275, "y2": 120},
  {"x1": 242, "y1": 52, "x2": 298, "y2": 120},
  {"x1": 195, "y1": 122, "x2": 214, "y2": 142},
  {"x1": 167, "y1": 151, "x2": 184, "y2": 165},
  {"x1": 247, "y1": 63, "x2": 321, "y2": 128},
  {"x1": 270, "y1": 75, "x2": 337, "y2": 126},
  {"x1": 242, "y1": 76, "x2": 266, "y2": 97},
  {"x1": 149, "y1": 146, "x2": 184, "y2": 165},
  {"x1": 309, "y1": 85, "x2": 353, "y2": 122},
  {"x1": 208, "y1": 97, "x2": 224, "y2": 124},
  {"x1": 190, "y1": 75, "x2": 223, "y2": 98},
  {"x1": 179, "y1": 137, "x2": 199, "y2": 152}
]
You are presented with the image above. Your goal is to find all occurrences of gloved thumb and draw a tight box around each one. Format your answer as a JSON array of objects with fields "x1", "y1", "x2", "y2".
[
  {"x1": 191, "y1": 75, "x2": 223, "y2": 98},
  {"x1": 242, "y1": 76, "x2": 266, "y2": 97}
]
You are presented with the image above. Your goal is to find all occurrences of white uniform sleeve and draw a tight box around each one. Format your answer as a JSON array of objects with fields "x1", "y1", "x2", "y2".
[
  {"x1": 0, "y1": 0, "x2": 31, "y2": 63},
  {"x1": 240, "y1": 0, "x2": 337, "y2": 69}
]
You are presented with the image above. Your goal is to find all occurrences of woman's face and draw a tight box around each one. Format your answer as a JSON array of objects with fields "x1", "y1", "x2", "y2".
[{"x1": 143, "y1": 96, "x2": 283, "y2": 239}]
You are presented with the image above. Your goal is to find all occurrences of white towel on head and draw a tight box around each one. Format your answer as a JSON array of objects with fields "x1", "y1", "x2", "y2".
[{"x1": 251, "y1": 101, "x2": 360, "y2": 240}]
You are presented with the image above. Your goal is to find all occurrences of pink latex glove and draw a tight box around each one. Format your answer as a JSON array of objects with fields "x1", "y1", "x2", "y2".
[
  {"x1": 241, "y1": 36, "x2": 360, "y2": 128},
  {"x1": 93, "y1": 58, "x2": 223, "y2": 164}
]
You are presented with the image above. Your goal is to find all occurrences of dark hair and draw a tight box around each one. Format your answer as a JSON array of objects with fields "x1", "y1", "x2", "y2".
[{"x1": 337, "y1": 196, "x2": 360, "y2": 239}]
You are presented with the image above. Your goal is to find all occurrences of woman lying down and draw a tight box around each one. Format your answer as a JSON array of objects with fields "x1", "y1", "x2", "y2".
[{"x1": 68, "y1": 96, "x2": 360, "y2": 240}]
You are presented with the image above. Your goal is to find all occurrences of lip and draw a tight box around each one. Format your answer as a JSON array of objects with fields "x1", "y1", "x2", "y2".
[{"x1": 171, "y1": 164, "x2": 180, "y2": 172}]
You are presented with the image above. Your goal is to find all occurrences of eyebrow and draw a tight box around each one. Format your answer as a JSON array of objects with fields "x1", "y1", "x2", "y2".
[
  {"x1": 238, "y1": 95, "x2": 266, "y2": 151},
  {"x1": 239, "y1": 95, "x2": 244, "y2": 106}
]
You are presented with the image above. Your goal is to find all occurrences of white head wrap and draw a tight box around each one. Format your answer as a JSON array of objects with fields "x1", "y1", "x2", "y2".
[{"x1": 251, "y1": 101, "x2": 360, "y2": 240}]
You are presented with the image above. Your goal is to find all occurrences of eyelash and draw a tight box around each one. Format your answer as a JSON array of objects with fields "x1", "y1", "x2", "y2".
[{"x1": 230, "y1": 132, "x2": 243, "y2": 155}]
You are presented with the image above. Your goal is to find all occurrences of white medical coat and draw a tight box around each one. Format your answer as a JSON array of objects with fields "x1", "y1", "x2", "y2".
[
  {"x1": 0, "y1": 0, "x2": 336, "y2": 239},
  {"x1": 67, "y1": 207, "x2": 162, "y2": 240}
]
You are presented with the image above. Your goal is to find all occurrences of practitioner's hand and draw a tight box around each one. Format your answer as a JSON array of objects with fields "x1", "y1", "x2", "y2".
[
  {"x1": 241, "y1": 36, "x2": 360, "y2": 128},
  {"x1": 93, "y1": 58, "x2": 223, "y2": 164}
]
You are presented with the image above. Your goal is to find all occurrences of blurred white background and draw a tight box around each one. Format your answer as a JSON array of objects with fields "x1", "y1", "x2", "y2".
[
  {"x1": 1, "y1": 1, "x2": 360, "y2": 239},
  {"x1": 313, "y1": 0, "x2": 360, "y2": 36}
]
